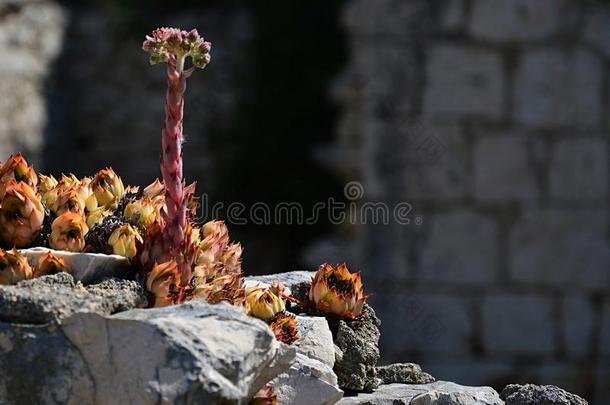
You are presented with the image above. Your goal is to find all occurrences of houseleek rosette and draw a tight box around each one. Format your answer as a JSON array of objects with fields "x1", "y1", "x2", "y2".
[
  {"x1": 309, "y1": 263, "x2": 368, "y2": 319},
  {"x1": 0, "y1": 248, "x2": 33, "y2": 285},
  {"x1": 0, "y1": 181, "x2": 45, "y2": 248}
]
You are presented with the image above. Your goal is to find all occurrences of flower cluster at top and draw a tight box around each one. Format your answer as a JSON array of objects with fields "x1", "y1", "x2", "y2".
[{"x1": 142, "y1": 27, "x2": 211, "y2": 69}]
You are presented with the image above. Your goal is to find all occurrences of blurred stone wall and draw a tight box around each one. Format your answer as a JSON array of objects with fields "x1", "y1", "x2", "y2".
[
  {"x1": 326, "y1": 0, "x2": 610, "y2": 402},
  {"x1": 0, "y1": 0, "x2": 67, "y2": 167}
]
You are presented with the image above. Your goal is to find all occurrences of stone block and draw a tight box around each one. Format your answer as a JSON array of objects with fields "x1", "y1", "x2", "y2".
[
  {"x1": 469, "y1": 0, "x2": 565, "y2": 41},
  {"x1": 294, "y1": 316, "x2": 335, "y2": 368},
  {"x1": 402, "y1": 122, "x2": 470, "y2": 200},
  {"x1": 562, "y1": 295, "x2": 595, "y2": 360},
  {"x1": 501, "y1": 383, "x2": 587, "y2": 405},
  {"x1": 474, "y1": 134, "x2": 539, "y2": 202},
  {"x1": 549, "y1": 138, "x2": 608, "y2": 202},
  {"x1": 423, "y1": 44, "x2": 505, "y2": 119},
  {"x1": 419, "y1": 210, "x2": 499, "y2": 285},
  {"x1": 373, "y1": 293, "x2": 473, "y2": 358},
  {"x1": 270, "y1": 354, "x2": 343, "y2": 405},
  {"x1": 513, "y1": 48, "x2": 603, "y2": 128},
  {"x1": 482, "y1": 293, "x2": 556, "y2": 356},
  {"x1": 342, "y1": 0, "x2": 439, "y2": 39},
  {"x1": 509, "y1": 209, "x2": 610, "y2": 291},
  {"x1": 584, "y1": 6, "x2": 610, "y2": 59},
  {"x1": 441, "y1": 0, "x2": 466, "y2": 31}
]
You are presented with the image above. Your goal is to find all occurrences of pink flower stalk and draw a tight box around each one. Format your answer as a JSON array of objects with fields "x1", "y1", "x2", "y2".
[{"x1": 143, "y1": 28, "x2": 211, "y2": 283}]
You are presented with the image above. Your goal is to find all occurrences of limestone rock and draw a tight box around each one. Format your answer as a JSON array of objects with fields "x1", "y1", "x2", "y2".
[
  {"x1": 333, "y1": 304, "x2": 381, "y2": 392},
  {"x1": 295, "y1": 315, "x2": 335, "y2": 368},
  {"x1": 0, "y1": 301, "x2": 295, "y2": 404},
  {"x1": 20, "y1": 247, "x2": 132, "y2": 284},
  {"x1": 411, "y1": 381, "x2": 503, "y2": 405},
  {"x1": 246, "y1": 270, "x2": 315, "y2": 286},
  {"x1": 246, "y1": 271, "x2": 314, "y2": 312},
  {"x1": 0, "y1": 273, "x2": 146, "y2": 324},
  {"x1": 500, "y1": 384, "x2": 588, "y2": 405},
  {"x1": 271, "y1": 353, "x2": 343, "y2": 405},
  {"x1": 376, "y1": 363, "x2": 435, "y2": 385},
  {"x1": 84, "y1": 277, "x2": 148, "y2": 312},
  {"x1": 338, "y1": 382, "x2": 502, "y2": 405}
]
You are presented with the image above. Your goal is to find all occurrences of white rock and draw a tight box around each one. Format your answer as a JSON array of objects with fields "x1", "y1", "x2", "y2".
[
  {"x1": 338, "y1": 382, "x2": 502, "y2": 405},
  {"x1": 20, "y1": 247, "x2": 132, "y2": 284},
  {"x1": 0, "y1": 301, "x2": 296, "y2": 404},
  {"x1": 246, "y1": 271, "x2": 315, "y2": 290},
  {"x1": 411, "y1": 381, "x2": 503, "y2": 405},
  {"x1": 295, "y1": 315, "x2": 335, "y2": 368},
  {"x1": 271, "y1": 353, "x2": 343, "y2": 405}
]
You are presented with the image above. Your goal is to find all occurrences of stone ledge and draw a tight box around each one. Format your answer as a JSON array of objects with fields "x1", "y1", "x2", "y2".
[{"x1": 338, "y1": 382, "x2": 502, "y2": 405}]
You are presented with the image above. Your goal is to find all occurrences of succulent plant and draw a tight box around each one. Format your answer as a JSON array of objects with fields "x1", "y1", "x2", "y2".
[
  {"x1": 51, "y1": 189, "x2": 86, "y2": 216},
  {"x1": 123, "y1": 196, "x2": 163, "y2": 230},
  {"x1": 0, "y1": 181, "x2": 45, "y2": 248},
  {"x1": 146, "y1": 260, "x2": 181, "y2": 307},
  {"x1": 244, "y1": 284, "x2": 286, "y2": 321},
  {"x1": 43, "y1": 174, "x2": 78, "y2": 209},
  {"x1": 191, "y1": 273, "x2": 245, "y2": 305},
  {"x1": 86, "y1": 206, "x2": 112, "y2": 228},
  {"x1": 270, "y1": 312, "x2": 299, "y2": 345},
  {"x1": 108, "y1": 224, "x2": 142, "y2": 259},
  {"x1": 142, "y1": 28, "x2": 211, "y2": 274},
  {"x1": 0, "y1": 248, "x2": 33, "y2": 285},
  {"x1": 309, "y1": 263, "x2": 367, "y2": 319},
  {"x1": 33, "y1": 252, "x2": 67, "y2": 278},
  {"x1": 50, "y1": 212, "x2": 89, "y2": 252},
  {"x1": 91, "y1": 168, "x2": 125, "y2": 210},
  {"x1": 38, "y1": 174, "x2": 58, "y2": 207},
  {"x1": 220, "y1": 243, "x2": 243, "y2": 275},
  {"x1": 142, "y1": 178, "x2": 164, "y2": 200},
  {"x1": 0, "y1": 154, "x2": 37, "y2": 199}
]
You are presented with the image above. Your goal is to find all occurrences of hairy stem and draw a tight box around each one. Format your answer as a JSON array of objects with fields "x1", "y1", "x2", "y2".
[{"x1": 161, "y1": 61, "x2": 190, "y2": 284}]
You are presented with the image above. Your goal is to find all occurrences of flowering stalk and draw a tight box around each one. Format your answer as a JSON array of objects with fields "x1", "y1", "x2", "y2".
[{"x1": 143, "y1": 28, "x2": 211, "y2": 284}]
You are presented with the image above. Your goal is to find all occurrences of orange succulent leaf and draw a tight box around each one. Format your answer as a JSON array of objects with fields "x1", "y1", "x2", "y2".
[
  {"x1": 270, "y1": 312, "x2": 299, "y2": 345},
  {"x1": 0, "y1": 154, "x2": 38, "y2": 199},
  {"x1": 34, "y1": 252, "x2": 68, "y2": 278},
  {"x1": 0, "y1": 181, "x2": 45, "y2": 248},
  {"x1": 0, "y1": 248, "x2": 33, "y2": 285},
  {"x1": 50, "y1": 212, "x2": 89, "y2": 252},
  {"x1": 146, "y1": 260, "x2": 181, "y2": 307},
  {"x1": 91, "y1": 167, "x2": 125, "y2": 210}
]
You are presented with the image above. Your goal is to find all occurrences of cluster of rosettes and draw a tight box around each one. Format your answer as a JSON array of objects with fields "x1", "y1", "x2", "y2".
[
  {"x1": 0, "y1": 154, "x2": 245, "y2": 311},
  {"x1": 0, "y1": 154, "x2": 144, "y2": 257},
  {"x1": 142, "y1": 27, "x2": 211, "y2": 69},
  {"x1": 145, "y1": 220, "x2": 245, "y2": 308}
]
